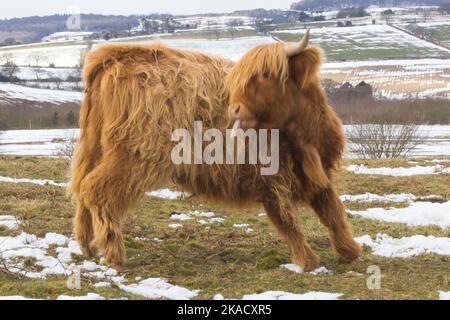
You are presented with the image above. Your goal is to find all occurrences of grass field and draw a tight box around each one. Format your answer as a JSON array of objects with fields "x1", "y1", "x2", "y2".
[
  {"x1": 0, "y1": 156, "x2": 449, "y2": 300},
  {"x1": 272, "y1": 25, "x2": 450, "y2": 61},
  {"x1": 418, "y1": 22, "x2": 450, "y2": 47}
]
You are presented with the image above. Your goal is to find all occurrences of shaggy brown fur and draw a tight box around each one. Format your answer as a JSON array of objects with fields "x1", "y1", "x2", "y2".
[{"x1": 70, "y1": 41, "x2": 361, "y2": 271}]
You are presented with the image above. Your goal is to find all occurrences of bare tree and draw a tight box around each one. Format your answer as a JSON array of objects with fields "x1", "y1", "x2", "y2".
[
  {"x1": 254, "y1": 18, "x2": 270, "y2": 35},
  {"x1": 0, "y1": 53, "x2": 19, "y2": 81},
  {"x1": 34, "y1": 68, "x2": 48, "y2": 81},
  {"x1": 53, "y1": 74, "x2": 63, "y2": 90},
  {"x1": 0, "y1": 53, "x2": 13, "y2": 64},
  {"x1": 347, "y1": 123, "x2": 428, "y2": 159},
  {"x1": 27, "y1": 52, "x2": 47, "y2": 67},
  {"x1": 422, "y1": 10, "x2": 431, "y2": 23},
  {"x1": 227, "y1": 19, "x2": 242, "y2": 39},
  {"x1": 54, "y1": 131, "x2": 78, "y2": 159},
  {"x1": 27, "y1": 52, "x2": 49, "y2": 80},
  {"x1": 70, "y1": 40, "x2": 94, "y2": 90},
  {"x1": 207, "y1": 21, "x2": 221, "y2": 40}
]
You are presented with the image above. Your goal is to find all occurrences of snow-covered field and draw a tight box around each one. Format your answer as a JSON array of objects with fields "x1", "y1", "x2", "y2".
[
  {"x1": 0, "y1": 44, "x2": 87, "y2": 68},
  {"x1": 0, "y1": 36, "x2": 274, "y2": 68},
  {"x1": 273, "y1": 24, "x2": 450, "y2": 59},
  {"x1": 0, "y1": 83, "x2": 82, "y2": 104},
  {"x1": 15, "y1": 66, "x2": 77, "y2": 81},
  {"x1": 1, "y1": 126, "x2": 449, "y2": 157},
  {"x1": 0, "y1": 129, "x2": 78, "y2": 156},
  {"x1": 142, "y1": 36, "x2": 273, "y2": 62},
  {"x1": 414, "y1": 21, "x2": 450, "y2": 47},
  {"x1": 271, "y1": 24, "x2": 450, "y2": 99},
  {"x1": 1, "y1": 30, "x2": 449, "y2": 99},
  {"x1": 321, "y1": 58, "x2": 450, "y2": 99}
]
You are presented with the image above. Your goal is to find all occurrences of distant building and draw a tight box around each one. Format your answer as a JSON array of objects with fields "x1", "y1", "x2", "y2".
[{"x1": 355, "y1": 81, "x2": 373, "y2": 98}]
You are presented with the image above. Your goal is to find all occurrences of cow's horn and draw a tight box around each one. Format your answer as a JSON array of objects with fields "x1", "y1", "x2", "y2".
[{"x1": 284, "y1": 29, "x2": 310, "y2": 56}]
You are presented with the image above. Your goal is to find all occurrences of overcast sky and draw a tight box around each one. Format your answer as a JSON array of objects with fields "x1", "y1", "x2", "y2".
[{"x1": 0, "y1": 0, "x2": 296, "y2": 19}]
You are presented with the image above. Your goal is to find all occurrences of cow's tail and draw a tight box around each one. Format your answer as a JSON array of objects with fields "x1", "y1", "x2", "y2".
[{"x1": 68, "y1": 47, "x2": 110, "y2": 198}]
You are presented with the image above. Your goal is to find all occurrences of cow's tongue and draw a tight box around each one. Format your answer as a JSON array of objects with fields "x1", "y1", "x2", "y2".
[{"x1": 230, "y1": 119, "x2": 242, "y2": 138}]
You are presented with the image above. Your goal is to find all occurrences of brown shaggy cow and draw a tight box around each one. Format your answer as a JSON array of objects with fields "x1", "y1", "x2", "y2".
[{"x1": 70, "y1": 30, "x2": 362, "y2": 271}]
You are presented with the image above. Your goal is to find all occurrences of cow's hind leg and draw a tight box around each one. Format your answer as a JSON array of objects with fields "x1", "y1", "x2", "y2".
[
  {"x1": 71, "y1": 144, "x2": 102, "y2": 258},
  {"x1": 80, "y1": 151, "x2": 150, "y2": 269},
  {"x1": 263, "y1": 193, "x2": 320, "y2": 272},
  {"x1": 74, "y1": 200, "x2": 96, "y2": 257},
  {"x1": 310, "y1": 187, "x2": 362, "y2": 263}
]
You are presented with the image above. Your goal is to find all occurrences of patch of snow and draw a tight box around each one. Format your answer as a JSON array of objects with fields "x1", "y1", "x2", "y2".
[
  {"x1": 0, "y1": 232, "x2": 70, "y2": 278},
  {"x1": 146, "y1": 189, "x2": 189, "y2": 199},
  {"x1": 55, "y1": 240, "x2": 82, "y2": 264},
  {"x1": 119, "y1": 277, "x2": 199, "y2": 300},
  {"x1": 349, "y1": 201, "x2": 450, "y2": 229},
  {"x1": 0, "y1": 215, "x2": 20, "y2": 230},
  {"x1": 191, "y1": 211, "x2": 215, "y2": 218},
  {"x1": 439, "y1": 291, "x2": 450, "y2": 300},
  {"x1": 0, "y1": 296, "x2": 37, "y2": 300},
  {"x1": 168, "y1": 224, "x2": 183, "y2": 229},
  {"x1": 170, "y1": 213, "x2": 192, "y2": 221},
  {"x1": 346, "y1": 164, "x2": 450, "y2": 176},
  {"x1": 242, "y1": 291, "x2": 342, "y2": 300},
  {"x1": 340, "y1": 193, "x2": 417, "y2": 203},
  {"x1": 57, "y1": 293, "x2": 105, "y2": 300},
  {"x1": 356, "y1": 233, "x2": 450, "y2": 258},
  {"x1": 134, "y1": 237, "x2": 149, "y2": 241},
  {"x1": 0, "y1": 232, "x2": 121, "y2": 282},
  {"x1": 310, "y1": 267, "x2": 331, "y2": 275},
  {"x1": 42, "y1": 233, "x2": 69, "y2": 246},
  {"x1": 93, "y1": 282, "x2": 111, "y2": 288},
  {"x1": 280, "y1": 264, "x2": 303, "y2": 273},
  {"x1": 233, "y1": 224, "x2": 250, "y2": 228},
  {"x1": 280, "y1": 264, "x2": 331, "y2": 275},
  {"x1": 0, "y1": 176, "x2": 67, "y2": 188},
  {"x1": 209, "y1": 217, "x2": 225, "y2": 223},
  {"x1": 213, "y1": 294, "x2": 225, "y2": 300}
]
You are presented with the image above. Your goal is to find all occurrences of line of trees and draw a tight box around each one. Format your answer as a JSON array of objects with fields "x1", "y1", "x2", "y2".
[
  {"x1": 51, "y1": 110, "x2": 76, "y2": 127},
  {"x1": 0, "y1": 103, "x2": 80, "y2": 130},
  {"x1": 291, "y1": 0, "x2": 444, "y2": 11}
]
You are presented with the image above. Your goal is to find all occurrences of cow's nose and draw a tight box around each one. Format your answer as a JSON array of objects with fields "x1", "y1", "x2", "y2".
[{"x1": 228, "y1": 104, "x2": 241, "y2": 118}]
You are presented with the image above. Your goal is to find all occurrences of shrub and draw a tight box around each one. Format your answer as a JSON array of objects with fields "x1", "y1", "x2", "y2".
[{"x1": 347, "y1": 123, "x2": 428, "y2": 159}]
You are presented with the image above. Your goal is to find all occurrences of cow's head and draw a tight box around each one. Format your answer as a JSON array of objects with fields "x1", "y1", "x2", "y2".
[{"x1": 226, "y1": 30, "x2": 326, "y2": 136}]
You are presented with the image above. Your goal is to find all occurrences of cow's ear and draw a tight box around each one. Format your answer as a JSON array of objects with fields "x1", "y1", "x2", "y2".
[{"x1": 289, "y1": 47, "x2": 322, "y2": 90}]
